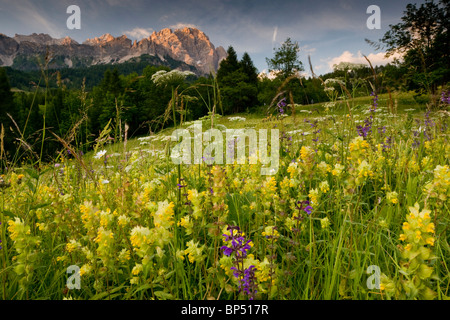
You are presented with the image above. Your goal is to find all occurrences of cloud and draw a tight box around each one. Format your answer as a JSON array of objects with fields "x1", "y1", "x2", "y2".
[
  {"x1": 123, "y1": 27, "x2": 154, "y2": 40},
  {"x1": 169, "y1": 23, "x2": 201, "y2": 30},
  {"x1": 8, "y1": 0, "x2": 63, "y2": 38},
  {"x1": 325, "y1": 50, "x2": 403, "y2": 70},
  {"x1": 300, "y1": 44, "x2": 316, "y2": 55},
  {"x1": 272, "y1": 26, "x2": 278, "y2": 44}
]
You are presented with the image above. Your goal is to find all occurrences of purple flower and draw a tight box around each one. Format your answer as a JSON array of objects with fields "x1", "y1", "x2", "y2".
[
  {"x1": 277, "y1": 98, "x2": 287, "y2": 114},
  {"x1": 221, "y1": 225, "x2": 258, "y2": 299},
  {"x1": 294, "y1": 200, "x2": 313, "y2": 216},
  {"x1": 378, "y1": 126, "x2": 386, "y2": 135},
  {"x1": 221, "y1": 245, "x2": 233, "y2": 256},
  {"x1": 303, "y1": 205, "x2": 313, "y2": 215},
  {"x1": 240, "y1": 265, "x2": 257, "y2": 300}
]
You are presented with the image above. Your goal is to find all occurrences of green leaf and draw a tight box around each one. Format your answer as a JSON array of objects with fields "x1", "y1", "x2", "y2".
[
  {"x1": 30, "y1": 202, "x2": 52, "y2": 210},
  {"x1": 24, "y1": 168, "x2": 40, "y2": 180},
  {"x1": 417, "y1": 264, "x2": 433, "y2": 280},
  {"x1": 89, "y1": 285, "x2": 126, "y2": 300},
  {"x1": 420, "y1": 287, "x2": 437, "y2": 300},
  {"x1": 154, "y1": 291, "x2": 174, "y2": 300},
  {"x1": 1, "y1": 210, "x2": 15, "y2": 219}
]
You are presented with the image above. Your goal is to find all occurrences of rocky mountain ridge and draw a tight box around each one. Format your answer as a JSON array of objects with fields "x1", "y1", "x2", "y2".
[{"x1": 0, "y1": 27, "x2": 227, "y2": 75}]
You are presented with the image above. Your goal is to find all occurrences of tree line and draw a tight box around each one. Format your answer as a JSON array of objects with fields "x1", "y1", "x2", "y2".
[{"x1": 0, "y1": 0, "x2": 448, "y2": 167}]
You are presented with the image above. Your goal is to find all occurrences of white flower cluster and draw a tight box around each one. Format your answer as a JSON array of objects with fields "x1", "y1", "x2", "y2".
[
  {"x1": 333, "y1": 62, "x2": 366, "y2": 72},
  {"x1": 228, "y1": 116, "x2": 247, "y2": 122},
  {"x1": 151, "y1": 70, "x2": 195, "y2": 86}
]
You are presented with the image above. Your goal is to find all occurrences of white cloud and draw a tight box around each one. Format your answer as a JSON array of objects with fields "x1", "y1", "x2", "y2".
[
  {"x1": 169, "y1": 23, "x2": 201, "y2": 30},
  {"x1": 272, "y1": 26, "x2": 278, "y2": 44},
  {"x1": 123, "y1": 27, "x2": 154, "y2": 40},
  {"x1": 325, "y1": 50, "x2": 403, "y2": 70},
  {"x1": 300, "y1": 45, "x2": 316, "y2": 55}
]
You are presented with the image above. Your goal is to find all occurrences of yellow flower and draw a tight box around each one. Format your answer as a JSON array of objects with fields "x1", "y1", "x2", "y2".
[
  {"x1": 184, "y1": 240, "x2": 205, "y2": 264},
  {"x1": 300, "y1": 146, "x2": 314, "y2": 163},
  {"x1": 426, "y1": 223, "x2": 435, "y2": 234},
  {"x1": 118, "y1": 248, "x2": 131, "y2": 262},
  {"x1": 308, "y1": 188, "x2": 319, "y2": 205},
  {"x1": 399, "y1": 234, "x2": 407, "y2": 241},
  {"x1": 118, "y1": 215, "x2": 129, "y2": 227},
  {"x1": 320, "y1": 217, "x2": 330, "y2": 229},
  {"x1": 415, "y1": 230, "x2": 422, "y2": 240},
  {"x1": 356, "y1": 160, "x2": 374, "y2": 181},
  {"x1": 56, "y1": 256, "x2": 68, "y2": 262},
  {"x1": 66, "y1": 240, "x2": 80, "y2": 253},
  {"x1": 319, "y1": 180, "x2": 330, "y2": 193},
  {"x1": 349, "y1": 136, "x2": 369, "y2": 154},
  {"x1": 132, "y1": 264, "x2": 143, "y2": 275},
  {"x1": 261, "y1": 225, "x2": 279, "y2": 240},
  {"x1": 262, "y1": 177, "x2": 277, "y2": 195},
  {"x1": 80, "y1": 264, "x2": 92, "y2": 277},
  {"x1": 176, "y1": 249, "x2": 185, "y2": 261},
  {"x1": 287, "y1": 162, "x2": 298, "y2": 178},
  {"x1": 7, "y1": 218, "x2": 28, "y2": 241},
  {"x1": 425, "y1": 237, "x2": 435, "y2": 246},
  {"x1": 386, "y1": 191, "x2": 398, "y2": 204},
  {"x1": 130, "y1": 226, "x2": 151, "y2": 248},
  {"x1": 331, "y1": 163, "x2": 344, "y2": 177},
  {"x1": 153, "y1": 200, "x2": 175, "y2": 229},
  {"x1": 402, "y1": 222, "x2": 410, "y2": 231},
  {"x1": 36, "y1": 222, "x2": 46, "y2": 231},
  {"x1": 317, "y1": 161, "x2": 331, "y2": 176}
]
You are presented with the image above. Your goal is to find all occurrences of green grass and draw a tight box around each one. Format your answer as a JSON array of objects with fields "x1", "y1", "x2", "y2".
[{"x1": 0, "y1": 91, "x2": 449, "y2": 300}]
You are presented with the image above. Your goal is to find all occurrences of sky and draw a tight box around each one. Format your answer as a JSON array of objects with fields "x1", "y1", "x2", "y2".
[{"x1": 0, "y1": 0, "x2": 426, "y2": 76}]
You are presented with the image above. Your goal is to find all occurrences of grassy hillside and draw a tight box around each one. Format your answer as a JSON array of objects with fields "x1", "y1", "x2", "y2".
[{"x1": 0, "y1": 91, "x2": 449, "y2": 300}]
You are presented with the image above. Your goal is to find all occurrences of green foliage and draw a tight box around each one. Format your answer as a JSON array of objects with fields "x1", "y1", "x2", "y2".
[
  {"x1": 266, "y1": 38, "x2": 304, "y2": 80},
  {"x1": 217, "y1": 47, "x2": 259, "y2": 114},
  {"x1": 372, "y1": 0, "x2": 449, "y2": 94},
  {"x1": 5, "y1": 54, "x2": 197, "y2": 91},
  {"x1": 0, "y1": 67, "x2": 18, "y2": 163}
]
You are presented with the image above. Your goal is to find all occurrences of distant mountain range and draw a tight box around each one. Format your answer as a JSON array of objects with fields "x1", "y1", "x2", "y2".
[{"x1": 0, "y1": 27, "x2": 227, "y2": 75}]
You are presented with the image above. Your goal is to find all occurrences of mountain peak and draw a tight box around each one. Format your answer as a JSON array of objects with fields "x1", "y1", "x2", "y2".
[
  {"x1": 84, "y1": 33, "x2": 116, "y2": 45},
  {"x1": 60, "y1": 36, "x2": 78, "y2": 45},
  {"x1": 14, "y1": 33, "x2": 56, "y2": 44},
  {"x1": 0, "y1": 27, "x2": 227, "y2": 75}
]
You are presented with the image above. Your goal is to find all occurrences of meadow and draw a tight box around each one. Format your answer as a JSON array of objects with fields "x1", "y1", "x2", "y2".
[{"x1": 0, "y1": 90, "x2": 449, "y2": 300}]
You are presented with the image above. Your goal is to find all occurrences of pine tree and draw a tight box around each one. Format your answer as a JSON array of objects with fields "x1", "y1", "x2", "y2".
[
  {"x1": 217, "y1": 46, "x2": 239, "y2": 82},
  {"x1": 0, "y1": 68, "x2": 17, "y2": 159},
  {"x1": 240, "y1": 52, "x2": 258, "y2": 86},
  {"x1": 217, "y1": 47, "x2": 260, "y2": 114}
]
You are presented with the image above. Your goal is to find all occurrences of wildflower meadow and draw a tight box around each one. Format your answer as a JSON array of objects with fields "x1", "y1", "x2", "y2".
[
  {"x1": 0, "y1": 0, "x2": 449, "y2": 301},
  {"x1": 0, "y1": 89, "x2": 449, "y2": 300}
]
